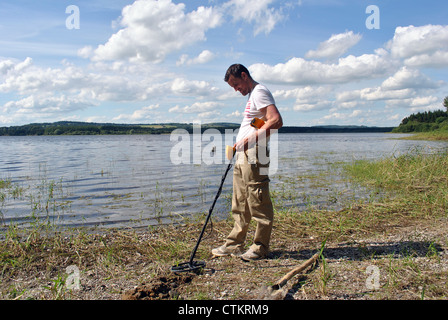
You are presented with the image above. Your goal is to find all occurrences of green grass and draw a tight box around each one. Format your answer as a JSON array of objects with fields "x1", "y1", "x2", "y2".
[
  {"x1": 271, "y1": 148, "x2": 448, "y2": 244},
  {"x1": 343, "y1": 149, "x2": 448, "y2": 220},
  {"x1": 396, "y1": 131, "x2": 448, "y2": 141}
]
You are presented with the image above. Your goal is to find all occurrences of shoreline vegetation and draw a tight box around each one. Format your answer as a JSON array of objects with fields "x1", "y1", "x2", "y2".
[
  {"x1": 1, "y1": 108, "x2": 448, "y2": 300},
  {"x1": 397, "y1": 131, "x2": 448, "y2": 141},
  {"x1": 392, "y1": 108, "x2": 448, "y2": 141}
]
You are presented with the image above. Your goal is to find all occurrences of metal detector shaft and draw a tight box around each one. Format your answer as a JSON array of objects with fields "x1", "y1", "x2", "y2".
[{"x1": 187, "y1": 161, "x2": 233, "y2": 265}]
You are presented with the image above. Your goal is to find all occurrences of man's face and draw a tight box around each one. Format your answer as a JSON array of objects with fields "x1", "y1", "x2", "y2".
[{"x1": 227, "y1": 73, "x2": 251, "y2": 96}]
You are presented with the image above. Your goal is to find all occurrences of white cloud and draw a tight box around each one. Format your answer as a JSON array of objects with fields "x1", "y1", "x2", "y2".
[
  {"x1": 250, "y1": 24, "x2": 448, "y2": 100},
  {"x1": 337, "y1": 86, "x2": 416, "y2": 103},
  {"x1": 0, "y1": 59, "x2": 15, "y2": 75},
  {"x1": 361, "y1": 88, "x2": 415, "y2": 101},
  {"x1": 196, "y1": 111, "x2": 217, "y2": 120},
  {"x1": 305, "y1": 31, "x2": 362, "y2": 60},
  {"x1": 248, "y1": 24, "x2": 448, "y2": 123},
  {"x1": 333, "y1": 62, "x2": 445, "y2": 115},
  {"x1": 0, "y1": 58, "x2": 90, "y2": 95},
  {"x1": 0, "y1": 57, "x2": 219, "y2": 99},
  {"x1": 293, "y1": 100, "x2": 333, "y2": 112},
  {"x1": 274, "y1": 86, "x2": 334, "y2": 112},
  {"x1": 386, "y1": 96, "x2": 440, "y2": 110},
  {"x1": 404, "y1": 50, "x2": 448, "y2": 68},
  {"x1": 381, "y1": 67, "x2": 442, "y2": 90},
  {"x1": 388, "y1": 114, "x2": 401, "y2": 121},
  {"x1": 250, "y1": 51, "x2": 394, "y2": 85},
  {"x1": 337, "y1": 100, "x2": 369, "y2": 110},
  {"x1": 383, "y1": 24, "x2": 448, "y2": 68},
  {"x1": 223, "y1": 0, "x2": 284, "y2": 35},
  {"x1": 176, "y1": 50, "x2": 215, "y2": 66},
  {"x1": 77, "y1": 46, "x2": 94, "y2": 59},
  {"x1": 228, "y1": 110, "x2": 243, "y2": 118},
  {"x1": 322, "y1": 109, "x2": 363, "y2": 121},
  {"x1": 387, "y1": 25, "x2": 448, "y2": 60},
  {"x1": 0, "y1": 56, "x2": 224, "y2": 125},
  {"x1": 170, "y1": 78, "x2": 219, "y2": 96},
  {"x1": 13, "y1": 57, "x2": 33, "y2": 72},
  {"x1": 90, "y1": 0, "x2": 223, "y2": 63},
  {"x1": 82, "y1": 0, "x2": 288, "y2": 63},
  {"x1": 2, "y1": 92, "x2": 96, "y2": 116},
  {"x1": 113, "y1": 104, "x2": 160, "y2": 122},
  {"x1": 169, "y1": 101, "x2": 223, "y2": 114},
  {"x1": 274, "y1": 86, "x2": 332, "y2": 101},
  {"x1": 336, "y1": 81, "x2": 442, "y2": 115}
]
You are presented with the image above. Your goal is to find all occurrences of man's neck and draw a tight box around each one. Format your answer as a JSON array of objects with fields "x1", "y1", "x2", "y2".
[{"x1": 249, "y1": 80, "x2": 258, "y2": 94}]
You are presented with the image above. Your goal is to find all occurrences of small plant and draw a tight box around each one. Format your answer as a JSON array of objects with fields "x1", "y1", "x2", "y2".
[
  {"x1": 316, "y1": 238, "x2": 332, "y2": 295},
  {"x1": 44, "y1": 273, "x2": 68, "y2": 300}
]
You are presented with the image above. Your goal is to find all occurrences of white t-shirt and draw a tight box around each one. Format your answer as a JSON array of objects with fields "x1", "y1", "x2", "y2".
[{"x1": 236, "y1": 84, "x2": 276, "y2": 143}]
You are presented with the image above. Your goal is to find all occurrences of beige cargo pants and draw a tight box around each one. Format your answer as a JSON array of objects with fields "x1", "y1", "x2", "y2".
[{"x1": 225, "y1": 145, "x2": 274, "y2": 256}]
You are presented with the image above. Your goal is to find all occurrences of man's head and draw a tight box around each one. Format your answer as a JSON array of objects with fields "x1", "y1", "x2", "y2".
[{"x1": 224, "y1": 64, "x2": 255, "y2": 96}]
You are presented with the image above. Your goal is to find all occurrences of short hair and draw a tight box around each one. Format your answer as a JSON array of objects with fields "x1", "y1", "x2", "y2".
[{"x1": 224, "y1": 64, "x2": 252, "y2": 82}]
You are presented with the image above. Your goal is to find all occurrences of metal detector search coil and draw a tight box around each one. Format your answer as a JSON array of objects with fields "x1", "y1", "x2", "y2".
[{"x1": 171, "y1": 260, "x2": 206, "y2": 273}]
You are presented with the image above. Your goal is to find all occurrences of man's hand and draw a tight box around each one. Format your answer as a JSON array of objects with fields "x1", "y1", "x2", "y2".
[{"x1": 234, "y1": 136, "x2": 250, "y2": 152}]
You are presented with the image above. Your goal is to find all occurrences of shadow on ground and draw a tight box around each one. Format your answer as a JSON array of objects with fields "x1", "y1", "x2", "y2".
[{"x1": 271, "y1": 240, "x2": 442, "y2": 261}]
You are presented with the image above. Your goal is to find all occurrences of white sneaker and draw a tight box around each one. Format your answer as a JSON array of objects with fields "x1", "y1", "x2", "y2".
[
  {"x1": 211, "y1": 245, "x2": 242, "y2": 257},
  {"x1": 241, "y1": 248, "x2": 265, "y2": 261}
]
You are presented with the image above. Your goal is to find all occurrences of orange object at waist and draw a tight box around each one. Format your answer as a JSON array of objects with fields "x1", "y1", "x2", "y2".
[{"x1": 250, "y1": 117, "x2": 265, "y2": 129}]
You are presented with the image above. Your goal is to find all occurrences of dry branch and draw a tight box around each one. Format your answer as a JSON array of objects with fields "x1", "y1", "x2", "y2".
[{"x1": 271, "y1": 253, "x2": 319, "y2": 291}]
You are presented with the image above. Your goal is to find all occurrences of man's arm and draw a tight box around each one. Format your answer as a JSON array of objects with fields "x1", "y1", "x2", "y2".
[
  {"x1": 261, "y1": 103, "x2": 283, "y2": 132},
  {"x1": 234, "y1": 104, "x2": 283, "y2": 151}
]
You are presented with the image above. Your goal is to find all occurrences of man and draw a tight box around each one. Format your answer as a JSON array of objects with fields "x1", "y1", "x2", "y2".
[{"x1": 212, "y1": 64, "x2": 283, "y2": 261}]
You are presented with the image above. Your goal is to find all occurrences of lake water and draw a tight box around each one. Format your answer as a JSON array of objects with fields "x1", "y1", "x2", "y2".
[{"x1": 0, "y1": 133, "x2": 447, "y2": 230}]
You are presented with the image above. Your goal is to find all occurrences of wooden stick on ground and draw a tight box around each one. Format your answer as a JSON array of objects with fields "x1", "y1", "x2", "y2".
[{"x1": 271, "y1": 253, "x2": 319, "y2": 291}]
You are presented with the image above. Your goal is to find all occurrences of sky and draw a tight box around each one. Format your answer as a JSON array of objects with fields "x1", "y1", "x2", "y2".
[{"x1": 0, "y1": 0, "x2": 447, "y2": 127}]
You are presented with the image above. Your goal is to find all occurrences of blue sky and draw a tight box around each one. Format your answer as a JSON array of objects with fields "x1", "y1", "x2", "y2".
[{"x1": 1, "y1": 0, "x2": 447, "y2": 127}]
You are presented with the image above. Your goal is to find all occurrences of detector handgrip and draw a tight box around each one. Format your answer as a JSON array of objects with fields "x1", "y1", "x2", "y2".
[{"x1": 225, "y1": 145, "x2": 236, "y2": 160}]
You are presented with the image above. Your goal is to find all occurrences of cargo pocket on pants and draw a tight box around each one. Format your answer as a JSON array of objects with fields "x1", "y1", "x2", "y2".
[{"x1": 248, "y1": 182, "x2": 269, "y2": 211}]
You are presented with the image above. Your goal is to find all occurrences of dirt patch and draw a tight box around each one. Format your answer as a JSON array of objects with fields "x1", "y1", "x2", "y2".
[{"x1": 122, "y1": 274, "x2": 193, "y2": 300}]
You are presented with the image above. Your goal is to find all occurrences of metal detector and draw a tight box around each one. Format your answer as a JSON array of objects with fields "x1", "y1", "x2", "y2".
[{"x1": 171, "y1": 160, "x2": 233, "y2": 273}]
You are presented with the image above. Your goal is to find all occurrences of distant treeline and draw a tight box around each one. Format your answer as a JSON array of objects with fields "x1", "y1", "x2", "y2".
[
  {"x1": 0, "y1": 122, "x2": 239, "y2": 136},
  {"x1": 0, "y1": 121, "x2": 395, "y2": 136},
  {"x1": 392, "y1": 110, "x2": 448, "y2": 133},
  {"x1": 279, "y1": 126, "x2": 394, "y2": 133}
]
